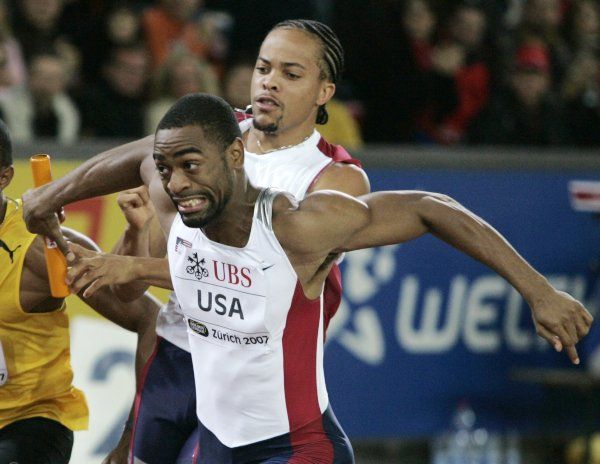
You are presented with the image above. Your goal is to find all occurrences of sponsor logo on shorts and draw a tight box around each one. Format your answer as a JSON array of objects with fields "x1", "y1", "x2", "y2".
[{"x1": 188, "y1": 319, "x2": 209, "y2": 337}]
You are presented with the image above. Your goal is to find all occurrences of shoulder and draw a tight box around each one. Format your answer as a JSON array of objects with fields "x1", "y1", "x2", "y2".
[
  {"x1": 274, "y1": 189, "x2": 368, "y2": 228},
  {"x1": 272, "y1": 190, "x2": 370, "y2": 256},
  {"x1": 311, "y1": 161, "x2": 370, "y2": 197}
]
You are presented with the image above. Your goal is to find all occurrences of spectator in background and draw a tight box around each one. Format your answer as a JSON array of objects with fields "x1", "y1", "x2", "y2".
[
  {"x1": 78, "y1": 44, "x2": 150, "y2": 138},
  {"x1": 0, "y1": 0, "x2": 26, "y2": 98},
  {"x1": 75, "y1": 4, "x2": 145, "y2": 86},
  {"x1": 516, "y1": 0, "x2": 569, "y2": 85},
  {"x1": 336, "y1": 0, "x2": 438, "y2": 142},
  {"x1": 564, "y1": 0, "x2": 600, "y2": 55},
  {"x1": 469, "y1": 42, "x2": 567, "y2": 145},
  {"x1": 0, "y1": 51, "x2": 79, "y2": 143},
  {"x1": 142, "y1": 0, "x2": 229, "y2": 70},
  {"x1": 223, "y1": 56, "x2": 255, "y2": 110},
  {"x1": 416, "y1": 2, "x2": 491, "y2": 145},
  {"x1": 562, "y1": 52, "x2": 600, "y2": 146},
  {"x1": 145, "y1": 50, "x2": 220, "y2": 134},
  {"x1": 13, "y1": 0, "x2": 79, "y2": 83}
]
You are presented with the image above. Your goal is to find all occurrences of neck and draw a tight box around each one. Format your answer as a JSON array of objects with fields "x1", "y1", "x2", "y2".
[
  {"x1": 202, "y1": 181, "x2": 261, "y2": 248},
  {"x1": 247, "y1": 126, "x2": 314, "y2": 154}
]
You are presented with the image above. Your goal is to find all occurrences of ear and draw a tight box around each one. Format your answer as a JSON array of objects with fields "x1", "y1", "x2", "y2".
[
  {"x1": 0, "y1": 165, "x2": 13, "y2": 190},
  {"x1": 226, "y1": 137, "x2": 245, "y2": 169},
  {"x1": 317, "y1": 82, "x2": 336, "y2": 106}
]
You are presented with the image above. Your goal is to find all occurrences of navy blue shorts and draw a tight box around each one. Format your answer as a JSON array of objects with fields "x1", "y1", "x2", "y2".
[
  {"x1": 131, "y1": 337, "x2": 199, "y2": 464},
  {"x1": 196, "y1": 406, "x2": 354, "y2": 464}
]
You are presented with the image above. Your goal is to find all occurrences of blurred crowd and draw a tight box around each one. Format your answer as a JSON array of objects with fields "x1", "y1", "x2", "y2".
[{"x1": 0, "y1": 0, "x2": 599, "y2": 149}]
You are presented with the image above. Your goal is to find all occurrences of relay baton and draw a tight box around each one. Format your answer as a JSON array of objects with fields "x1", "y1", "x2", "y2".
[{"x1": 30, "y1": 154, "x2": 70, "y2": 298}]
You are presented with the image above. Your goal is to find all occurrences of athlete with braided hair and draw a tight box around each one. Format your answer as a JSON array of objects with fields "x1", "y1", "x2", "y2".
[{"x1": 25, "y1": 19, "x2": 369, "y2": 464}]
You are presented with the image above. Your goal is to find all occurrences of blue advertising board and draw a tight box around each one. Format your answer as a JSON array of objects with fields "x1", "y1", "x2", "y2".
[{"x1": 324, "y1": 169, "x2": 600, "y2": 438}]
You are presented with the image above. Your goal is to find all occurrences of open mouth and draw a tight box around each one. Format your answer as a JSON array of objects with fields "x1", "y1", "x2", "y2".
[
  {"x1": 255, "y1": 96, "x2": 280, "y2": 111},
  {"x1": 175, "y1": 196, "x2": 209, "y2": 214}
]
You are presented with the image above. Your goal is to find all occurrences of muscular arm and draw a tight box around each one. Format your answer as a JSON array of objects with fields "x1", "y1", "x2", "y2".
[
  {"x1": 277, "y1": 190, "x2": 593, "y2": 363},
  {"x1": 22, "y1": 136, "x2": 155, "y2": 256},
  {"x1": 63, "y1": 228, "x2": 161, "y2": 332},
  {"x1": 309, "y1": 162, "x2": 370, "y2": 197},
  {"x1": 67, "y1": 245, "x2": 173, "y2": 297},
  {"x1": 111, "y1": 186, "x2": 169, "y2": 301}
]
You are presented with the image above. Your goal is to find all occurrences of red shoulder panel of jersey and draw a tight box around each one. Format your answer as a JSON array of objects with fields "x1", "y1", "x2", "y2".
[
  {"x1": 317, "y1": 137, "x2": 362, "y2": 168},
  {"x1": 234, "y1": 109, "x2": 253, "y2": 123}
]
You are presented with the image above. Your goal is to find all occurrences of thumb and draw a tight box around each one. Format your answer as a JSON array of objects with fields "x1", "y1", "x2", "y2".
[{"x1": 46, "y1": 225, "x2": 73, "y2": 262}]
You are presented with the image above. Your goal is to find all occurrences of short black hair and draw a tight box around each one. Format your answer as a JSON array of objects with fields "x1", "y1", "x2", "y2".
[
  {"x1": 0, "y1": 119, "x2": 12, "y2": 167},
  {"x1": 157, "y1": 93, "x2": 242, "y2": 151},
  {"x1": 271, "y1": 19, "x2": 345, "y2": 125}
]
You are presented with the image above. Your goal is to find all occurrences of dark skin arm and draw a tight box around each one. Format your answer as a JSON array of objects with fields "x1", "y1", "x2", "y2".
[
  {"x1": 22, "y1": 227, "x2": 160, "y2": 464},
  {"x1": 273, "y1": 190, "x2": 594, "y2": 365},
  {"x1": 22, "y1": 136, "x2": 155, "y2": 257},
  {"x1": 64, "y1": 159, "x2": 371, "y2": 295},
  {"x1": 110, "y1": 187, "x2": 167, "y2": 302},
  {"x1": 21, "y1": 227, "x2": 160, "y2": 332}
]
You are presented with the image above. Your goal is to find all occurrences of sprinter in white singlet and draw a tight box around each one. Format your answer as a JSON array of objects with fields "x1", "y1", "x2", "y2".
[{"x1": 61, "y1": 94, "x2": 592, "y2": 464}]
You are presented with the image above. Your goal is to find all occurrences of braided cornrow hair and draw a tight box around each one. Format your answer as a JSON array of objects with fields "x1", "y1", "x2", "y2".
[{"x1": 271, "y1": 19, "x2": 344, "y2": 125}]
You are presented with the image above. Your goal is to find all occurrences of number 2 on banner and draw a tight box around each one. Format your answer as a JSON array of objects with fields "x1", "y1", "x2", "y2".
[{"x1": 0, "y1": 340, "x2": 8, "y2": 386}]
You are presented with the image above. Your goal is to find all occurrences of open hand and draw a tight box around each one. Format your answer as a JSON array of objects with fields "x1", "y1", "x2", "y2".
[{"x1": 66, "y1": 243, "x2": 136, "y2": 298}]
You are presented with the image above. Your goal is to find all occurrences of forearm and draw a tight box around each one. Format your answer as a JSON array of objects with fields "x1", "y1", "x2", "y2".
[
  {"x1": 129, "y1": 256, "x2": 173, "y2": 290},
  {"x1": 110, "y1": 228, "x2": 150, "y2": 302},
  {"x1": 420, "y1": 194, "x2": 550, "y2": 302},
  {"x1": 38, "y1": 136, "x2": 153, "y2": 210}
]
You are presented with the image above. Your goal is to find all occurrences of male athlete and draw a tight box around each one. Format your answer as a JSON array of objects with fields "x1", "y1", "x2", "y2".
[
  {"x1": 27, "y1": 20, "x2": 369, "y2": 464},
  {"x1": 0, "y1": 118, "x2": 160, "y2": 464},
  {"x1": 66, "y1": 94, "x2": 592, "y2": 463}
]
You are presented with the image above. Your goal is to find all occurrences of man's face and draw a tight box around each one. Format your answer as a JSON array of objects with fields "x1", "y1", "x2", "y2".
[
  {"x1": 153, "y1": 125, "x2": 233, "y2": 228},
  {"x1": 525, "y1": 0, "x2": 560, "y2": 29},
  {"x1": 511, "y1": 70, "x2": 549, "y2": 108},
  {"x1": 106, "y1": 49, "x2": 149, "y2": 98},
  {"x1": 161, "y1": 0, "x2": 201, "y2": 22},
  {"x1": 22, "y1": 0, "x2": 62, "y2": 30},
  {"x1": 250, "y1": 28, "x2": 331, "y2": 135},
  {"x1": 170, "y1": 61, "x2": 204, "y2": 98},
  {"x1": 29, "y1": 55, "x2": 66, "y2": 98},
  {"x1": 451, "y1": 7, "x2": 486, "y2": 49}
]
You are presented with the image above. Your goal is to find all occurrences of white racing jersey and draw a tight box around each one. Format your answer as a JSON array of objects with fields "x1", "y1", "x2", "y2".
[
  {"x1": 168, "y1": 188, "x2": 329, "y2": 447},
  {"x1": 156, "y1": 116, "x2": 356, "y2": 351}
]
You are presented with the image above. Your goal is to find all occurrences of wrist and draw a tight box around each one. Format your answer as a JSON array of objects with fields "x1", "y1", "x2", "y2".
[{"x1": 519, "y1": 272, "x2": 552, "y2": 307}]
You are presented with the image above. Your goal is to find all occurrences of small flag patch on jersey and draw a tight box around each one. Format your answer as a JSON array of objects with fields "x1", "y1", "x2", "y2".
[{"x1": 175, "y1": 237, "x2": 192, "y2": 252}]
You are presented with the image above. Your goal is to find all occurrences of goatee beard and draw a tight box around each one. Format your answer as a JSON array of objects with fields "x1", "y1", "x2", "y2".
[{"x1": 252, "y1": 118, "x2": 278, "y2": 134}]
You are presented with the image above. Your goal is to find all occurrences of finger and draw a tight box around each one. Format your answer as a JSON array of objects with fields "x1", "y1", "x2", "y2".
[
  {"x1": 137, "y1": 186, "x2": 150, "y2": 203},
  {"x1": 564, "y1": 345, "x2": 580, "y2": 365},
  {"x1": 69, "y1": 242, "x2": 96, "y2": 259},
  {"x1": 83, "y1": 276, "x2": 108, "y2": 298},
  {"x1": 118, "y1": 193, "x2": 143, "y2": 209},
  {"x1": 536, "y1": 325, "x2": 563, "y2": 352},
  {"x1": 546, "y1": 323, "x2": 574, "y2": 351},
  {"x1": 66, "y1": 263, "x2": 89, "y2": 285},
  {"x1": 575, "y1": 315, "x2": 591, "y2": 340},
  {"x1": 562, "y1": 320, "x2": 579, "y2": 347},
  {"x1": 44, "y1": 219, "x2": 72, "y2": 260},
  {"x1": 583, "y1": 309, "x2": 594, "y2": 325},
  {"x1": 69, "y1": 268, "x2": 101, "y2": 294},
  {"x1": 57, "y1": 207, "x2": 66, "y2": 224}
]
